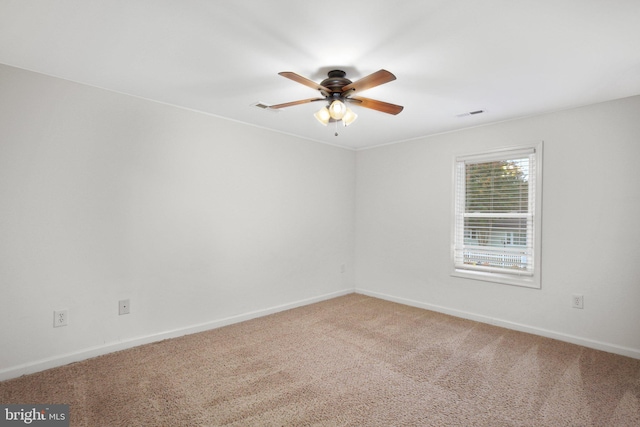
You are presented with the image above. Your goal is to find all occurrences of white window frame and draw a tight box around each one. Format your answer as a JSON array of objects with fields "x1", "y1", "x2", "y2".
[{"x1": 451, "y1": 142, "x2": 543, "y2": 288}]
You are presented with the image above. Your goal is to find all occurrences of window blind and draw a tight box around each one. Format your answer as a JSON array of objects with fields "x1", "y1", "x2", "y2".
[{"x1": 454, "y1": 149, "x2": 536, "y2": 276}]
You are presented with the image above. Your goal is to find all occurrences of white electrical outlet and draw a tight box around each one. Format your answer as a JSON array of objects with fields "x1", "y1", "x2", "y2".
[
  {"x1": 572, "y1": 294, "x2": 584, "y2": 309},
  {"x1": 54, "y1": 309, "x2": 68, "y2": 327},
  {"x1": 119, "y1": 299, "x2": 130, "y2": 315}
]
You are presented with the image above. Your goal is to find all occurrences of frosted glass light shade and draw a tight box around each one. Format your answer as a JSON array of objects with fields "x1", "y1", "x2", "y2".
[
  {"x1": 328, "y1": 100, "x2": 347, "y2": 120},
  {"x1": 342, "y1": 108, "x2": 358, "y2": 126},
  {"x1": 314, "y1": 107, "x2": 330, "y2": 126}
]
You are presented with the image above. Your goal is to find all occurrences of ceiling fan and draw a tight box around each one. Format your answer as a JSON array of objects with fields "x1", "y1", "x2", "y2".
[{"x1": 269, "y1": 69, "x2": 403, "y2": 128}]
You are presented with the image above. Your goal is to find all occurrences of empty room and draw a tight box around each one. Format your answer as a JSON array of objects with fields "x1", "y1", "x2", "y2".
[{"x1": 1, "y1": 1, "x2": 639, "y2": 426}]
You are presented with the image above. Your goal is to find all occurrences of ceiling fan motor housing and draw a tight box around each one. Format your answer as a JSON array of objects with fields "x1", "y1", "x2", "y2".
[{"x1": 320, "y1": 70, "x2": 352, "y2": 96}]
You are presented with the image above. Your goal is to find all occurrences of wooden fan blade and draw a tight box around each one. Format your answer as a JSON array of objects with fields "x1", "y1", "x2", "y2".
[
  {"x1": 348, "y1": 96, "x2": 404, "y2": 115},
  {"x1": 341, "y1": 70, "x2": 396, "y2": 94},
  {"x1": 269, "y1": 97, "x2": 326, "y2": 109},
  {"x1": 279, "y1": 72, "x2": 331, "y2": 94}
]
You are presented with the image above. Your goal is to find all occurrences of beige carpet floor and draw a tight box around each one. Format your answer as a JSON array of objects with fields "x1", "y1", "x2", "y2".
[{"x1": 1, "y1": 294, "x2": 639, "y2": 426}]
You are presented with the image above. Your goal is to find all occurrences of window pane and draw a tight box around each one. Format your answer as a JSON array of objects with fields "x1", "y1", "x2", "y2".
[
  {"x1": 465, "y1": 159, "x2": 529, "y2": 213},
  {"x1": 463, "y1": 217, "x2": 528, "y2": 247},
  {"x1": 462, "y1": 248, "x2": 529, "y2": 271}
]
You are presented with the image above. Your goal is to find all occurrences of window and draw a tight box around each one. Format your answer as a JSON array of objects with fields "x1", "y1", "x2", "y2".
[{"x1": 452, "y1": 143, "x2": 542, "y2": 288}]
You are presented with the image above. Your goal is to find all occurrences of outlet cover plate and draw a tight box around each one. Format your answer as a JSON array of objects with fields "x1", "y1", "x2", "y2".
[
  {"x1": 572, "y1": 294, "x2": 584, "y2": 309},
  {"x1": 54, "y1": 309, "x2": 68, "y2": 327},
  {"x1": 119, "y1": 299, "x2": 130, "y2": 315}
]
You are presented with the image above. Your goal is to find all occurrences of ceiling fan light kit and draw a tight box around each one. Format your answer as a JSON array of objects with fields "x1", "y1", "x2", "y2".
[{"x1": 269, "y1": 69, "x2": 403, "y2": 133}]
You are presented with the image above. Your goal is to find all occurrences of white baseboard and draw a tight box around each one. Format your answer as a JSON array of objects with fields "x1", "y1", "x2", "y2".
[
  {"x1": 0, "y1": 289, "x2": 353, "y2": 382},
  {"x1": 357, "y1": 288, "x2": 640, "y2": 360}
]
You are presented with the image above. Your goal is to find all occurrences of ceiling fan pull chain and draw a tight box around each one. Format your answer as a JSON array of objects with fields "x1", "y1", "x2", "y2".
[{"x1": 335, "y1": 119, "x2": 339, "y2": 136}]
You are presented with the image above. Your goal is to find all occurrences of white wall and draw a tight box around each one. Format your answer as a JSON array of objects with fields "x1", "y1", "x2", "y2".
[
  {"x1": 355, "y1": 95, "x2": 640, "y2": 357},
  {"x1": 0, "y1": 64, "x2": 355, "y2": 379}
]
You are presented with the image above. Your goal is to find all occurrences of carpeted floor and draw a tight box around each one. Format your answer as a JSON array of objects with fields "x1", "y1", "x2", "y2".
[{"x1": 1, "y1": 294, "x2": 639, "y2": 426}]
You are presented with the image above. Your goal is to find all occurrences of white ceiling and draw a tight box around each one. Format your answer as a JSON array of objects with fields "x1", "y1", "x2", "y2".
[{"x1": 1, "y1": 1, "x2": 639, "y2": 150}]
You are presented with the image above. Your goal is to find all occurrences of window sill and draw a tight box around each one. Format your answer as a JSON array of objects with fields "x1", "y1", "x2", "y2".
[{"x1": 451, "y1": 268, "x2": 540, "y2": 289}]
